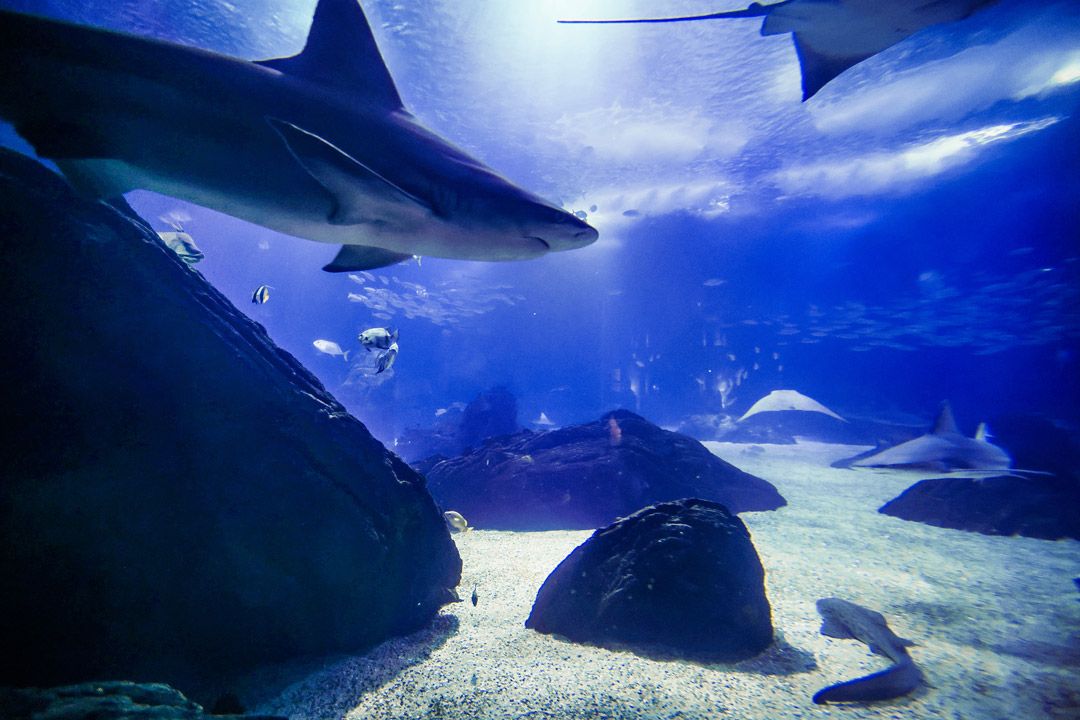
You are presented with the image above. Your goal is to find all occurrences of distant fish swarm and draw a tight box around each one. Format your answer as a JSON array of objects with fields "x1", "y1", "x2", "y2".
[{"x1": 251, "y1": 284, "x2": 272, "y2": 304}]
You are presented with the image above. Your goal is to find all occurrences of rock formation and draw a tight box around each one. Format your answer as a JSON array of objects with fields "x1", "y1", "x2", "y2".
[
  {"x1": 425, "y1": 410, "x2": 786, "y2": 530},
  {"x1": 0, "y1": 150, "x2": 461, "y2": 703},
  {"x1": 526, "y1": 498, "x2": 773, "y2": 661}
]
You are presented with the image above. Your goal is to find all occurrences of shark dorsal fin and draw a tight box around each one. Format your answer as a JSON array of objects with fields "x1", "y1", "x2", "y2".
[
  {"x1": 256, "y1": 0, "x2": 402, "y2": 110},
  {"x1": 931, "y1": 401, "x2": 960, "y2": 435}
]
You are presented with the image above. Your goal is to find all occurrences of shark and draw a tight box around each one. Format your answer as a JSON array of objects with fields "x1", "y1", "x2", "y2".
[
  {"x1": 835, "y1": 401, "x2": 1012, "y2": 472},
  {"x1": 559, "y1": 0, "x2": 997, "y2": 100},
  {"x1": 813, "y1": 597, "x2": 924, "y2": 704},
  {"x1": 0, "y1": 0, "x2": 598, "y2": 271}
]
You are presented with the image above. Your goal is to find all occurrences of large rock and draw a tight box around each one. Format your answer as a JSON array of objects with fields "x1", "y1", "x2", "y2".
[
  {"x1": 0, "y1": 682, "x2": 283, "y2": 720},
  {"x1": 525, "y1": 498, "x2": 773, "y2": 661},
  {"x1": 879, "y1": 475, "x2": 1080, "y2": 541},
  {"x1": 0, "y1": 151, "x2": 461, "y2": 701},
  {"x1": 424, "y1": 410, "x2": 786, "y2": 530},
  {"x1": 877, "y1": 413, "x2": 1080, "y2": 540}
]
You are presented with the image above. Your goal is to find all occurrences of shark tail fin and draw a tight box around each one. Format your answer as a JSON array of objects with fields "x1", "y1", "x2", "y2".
[
  {"x1": 813, "y1": 658, "x2": 923, "y2": 704},
  {"x1": 931, "y1": 401, "x2": 960, "y2": 436},
  {"x1": 255, "y1": 0, "x2": 402, "y2": 110}
]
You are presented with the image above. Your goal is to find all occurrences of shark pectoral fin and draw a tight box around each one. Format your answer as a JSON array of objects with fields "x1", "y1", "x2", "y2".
[
  {"x1": 819, "y1": 618, "x2": 854, "y2": 640},
  {"x1": 255, "y1": 0, "x2": 402, "y2": 110},
  {"x1": 268, "y1": 117, "x2": 428, "y2": 225},
  {"x1": 791, "y1": 34, "x2": 869, "y2": 100},
  {"x1": 323, "y1": 245, "x2": 411, "y2": 273}
]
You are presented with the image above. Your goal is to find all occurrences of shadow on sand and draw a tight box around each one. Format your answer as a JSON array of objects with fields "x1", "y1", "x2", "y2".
[{"x1": 241, "y1": 613, "x2": 460, "y2": 718}]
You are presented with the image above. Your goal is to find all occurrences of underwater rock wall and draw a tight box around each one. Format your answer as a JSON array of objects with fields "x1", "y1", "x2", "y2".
[
  {"x1": 425, "y1": 409, "x2": 786, "y2": 530},
  {"x1": 0, "y1": 151, "x2": 461, "y2": 701}
]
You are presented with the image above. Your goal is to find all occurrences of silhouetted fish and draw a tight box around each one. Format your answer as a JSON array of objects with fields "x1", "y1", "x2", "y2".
[
  {"x1": 813, "y1": 597, "x2": 924, "y2": 704},
  {"x1": 560, "y1": 0, "x2": 997, "y2": 100}
]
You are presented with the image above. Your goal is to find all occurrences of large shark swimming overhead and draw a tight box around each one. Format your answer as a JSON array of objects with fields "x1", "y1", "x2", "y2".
[
  {"x1": 0, "y1": 0, "x2": 598, "y2": 271},
  {"x1": 560, "y1": 0, "x2": 997, "y2": 100}
]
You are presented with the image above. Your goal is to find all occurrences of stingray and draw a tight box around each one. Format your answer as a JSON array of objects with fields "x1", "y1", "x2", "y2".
[
  {"x1": 738, "y1": 389, "x2": 845, "y2": 422},
  {"x1": 838, "y1": 401, "x2": 1012, "y2": 472},
  {"x1": 560, "y1": 0, "x2": 998, "y2": 100}
]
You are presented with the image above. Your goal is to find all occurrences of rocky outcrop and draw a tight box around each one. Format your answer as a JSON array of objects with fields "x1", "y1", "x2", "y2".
[
  {"x1": 526, "y1": 498, "x2": 773, "y2": 661},
  {"x1": 395, "y1": 386, "x2": 520, "y2": 462},
  {"x1": 0, "y1": 150, "x2": 461, "y2": 702},
  {"x1": 879, "y1": 475, "x2": 1080, "y2": 541},
  {"x1": 0, "y1": 682, "x2": 284, "y2": 720},
  {"x1": 424, "y1": 410, "x2": 786, "y2": 530},
  {"x1": 877, "y1": 413, "x2": 1080, "y2": 540}
]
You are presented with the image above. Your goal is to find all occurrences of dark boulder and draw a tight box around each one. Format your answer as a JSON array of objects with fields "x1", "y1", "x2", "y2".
[
  {"x1": 425, "y1": 410, "x2": 786, "y2": 530},
  {"x1": 0, "y1": 682, "x2": 284, "y2": 720},
  {"x1": 988, "y1": 413, "x2": 1080, "y2": 485},
  {"x1": 525, "y1": 498, "x2": 773, "y2": 661},
  {"x1": 0, "y1": 150, "x2": 461, "y2": 701},
  {"x1": 879, "y1": 476, "x2": 1080, "y2": 541}
]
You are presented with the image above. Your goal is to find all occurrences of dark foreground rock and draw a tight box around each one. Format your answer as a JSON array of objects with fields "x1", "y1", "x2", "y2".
[
  {"x1": 879, "y1": 475, "x2": 1080, "y2": 540},
  {"x1": 0, "y1": 682, "x2": 285, "y2": 720},
  {"x1": 0, "y1": 151, "x2": 461, "y2": 701},
  {"x1": 526, "y1": 498, "x2": 773, "y2": 661},
  {"x1": 425, "y1": 410, "x2": 786, "y2": 530}
]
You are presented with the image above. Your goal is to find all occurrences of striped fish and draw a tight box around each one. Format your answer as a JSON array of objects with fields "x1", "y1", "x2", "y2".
[{"x1": 251, "y1": 284, "x2": 272, "y2": 304}]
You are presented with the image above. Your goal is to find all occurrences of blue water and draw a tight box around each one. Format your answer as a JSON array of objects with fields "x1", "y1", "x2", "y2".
[{"x1": 2, "y1": 0, "x2": 1078, "y2": 444}]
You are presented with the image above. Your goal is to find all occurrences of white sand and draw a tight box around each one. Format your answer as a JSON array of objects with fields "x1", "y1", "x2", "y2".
[{"x1": 255, "y1": 441, "x2": 1080, "y2": 719}]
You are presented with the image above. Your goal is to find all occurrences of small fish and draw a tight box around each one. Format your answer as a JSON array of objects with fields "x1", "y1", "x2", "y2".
[
  {"x1": 608, "y1": 416, "x2": 622, "y2": 446},
  {"x1": 471, "y1": 584, "x2": 478, "y2": 607},
  {"x1": 443, "y1": 510, "x2": 469, "y2": 533},
  {"x1": 359, "y1": 326, "x2": 399, "y2": 352},
  {"x1": 519, "y1": 454, "x2": 534, "y2": 463},
  {"x1": 157, "y1": 231, "x2": 204, "y2": 264},
  {"x1": 313, "y1": 339, "x2": 349, "y2": 361},
  {"x1": 251, "y1": 284, "x2": 272, "y2": 304},
  {"x1": 375, "y1": 341, "x2": 398, "y2": 374}
]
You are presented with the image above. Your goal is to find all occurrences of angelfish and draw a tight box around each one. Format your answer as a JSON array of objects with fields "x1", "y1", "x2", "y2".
[
  {"x1": 359, "y1": 326, "x2": 398, "y2": 351},
  {"x1": 251, "y1": 284, "x2": 272, "y2": 304}
]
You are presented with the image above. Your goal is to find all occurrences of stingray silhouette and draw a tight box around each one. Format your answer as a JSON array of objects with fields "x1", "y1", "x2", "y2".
[{"x1": 560, "y1": 0, "x2": 998, "y2": 100}]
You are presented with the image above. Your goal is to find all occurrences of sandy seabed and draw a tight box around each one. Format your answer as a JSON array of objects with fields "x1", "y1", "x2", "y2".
[{"x1": 254, "y1": 442, "x2": 1080, "y2": 720}]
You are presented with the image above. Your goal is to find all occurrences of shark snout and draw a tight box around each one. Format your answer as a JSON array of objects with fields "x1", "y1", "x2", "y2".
[{"x1": 525, "y1": 206, "x2": 599, "y2": 253}]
